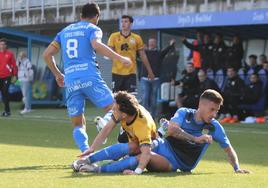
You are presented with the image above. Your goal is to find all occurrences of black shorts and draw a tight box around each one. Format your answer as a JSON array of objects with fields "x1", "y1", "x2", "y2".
[{"x1": 112, "y1": 73, "x2": 137, "y2": 93}]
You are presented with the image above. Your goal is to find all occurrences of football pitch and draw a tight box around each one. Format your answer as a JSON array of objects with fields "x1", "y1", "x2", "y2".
[{"x1": 0, "y1": 103, "x2": 268, "y2": 188}]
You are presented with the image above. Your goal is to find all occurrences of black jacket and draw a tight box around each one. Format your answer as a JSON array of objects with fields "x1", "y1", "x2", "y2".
[
  {"x1": 212, "y1": 42, "x2": 227, "y2": 71},
  {"x1": 241, "y1": 80, "x2": 263, "y2": 104},
  {"x1": 142, "y1": 44, "x2": 175, "y2": 78},
  {"x1": 223, "y1": 75, "x2": 245, "y2": 98},
  {"x1": 199, "y1": 78, "x2": 220, "y2": 94},
  {"x1": 183, "y1": 39, "x2": 214, "y2": 70},
  {"x1": 225, "y1": 43, "x2": 244, "y2": 71}
]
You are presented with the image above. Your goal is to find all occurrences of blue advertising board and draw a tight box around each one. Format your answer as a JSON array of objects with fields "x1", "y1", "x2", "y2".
[{"x1": 131, "y1": 9, "x2": 268, "y2": 30}]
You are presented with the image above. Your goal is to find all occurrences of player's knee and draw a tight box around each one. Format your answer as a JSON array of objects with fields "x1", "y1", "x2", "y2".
[
  {"x1": 128, "y1": 142, "x2": 140, "y2": 155},
  {"x1": 103, "y1": 103, "x2": 113, "y2": 112},
  {"x1": 71, "y1": 115, "x2": 85, "y2": 127}
]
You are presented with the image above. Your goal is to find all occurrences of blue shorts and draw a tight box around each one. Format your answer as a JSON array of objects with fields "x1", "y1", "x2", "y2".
[
  {"x1": 153, "y1": 138, "x2": 210, "y2": 172},
  {"x1": 152, "y1": 138, "x2": 182, "y2": 171},
  {"x1": 65, "y1": 77, "x2": 113, "y2": 117}
]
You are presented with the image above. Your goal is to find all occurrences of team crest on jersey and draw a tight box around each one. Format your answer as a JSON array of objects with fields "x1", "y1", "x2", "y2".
[{"x1": 129, "y1": 38, "x2": 136, "y2": 44}]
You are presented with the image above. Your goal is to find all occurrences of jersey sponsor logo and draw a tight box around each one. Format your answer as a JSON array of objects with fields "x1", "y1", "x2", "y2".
[
  {"x1": 121, "y1": 43, "x2": 129, "y2": 51},
  {"x1": 64, "y1": 63, "x2": 88, "y2": 74},
  {"x1": 66, "y1": 80, "x2": 93, "y2": 93}
]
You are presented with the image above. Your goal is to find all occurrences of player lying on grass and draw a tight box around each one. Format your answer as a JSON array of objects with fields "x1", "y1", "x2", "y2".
[
  {"x1": 72, "y1": 91, "x2": 211, "y2": 174},
  {"x1": 123, "y1": 89, "x2": 250, "y2": 175}
]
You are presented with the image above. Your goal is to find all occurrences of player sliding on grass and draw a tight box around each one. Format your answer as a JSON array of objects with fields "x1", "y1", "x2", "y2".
[
  {"x1": 43, "y1": 3, "x2": 131, "y2": 152},
  {"x1": 72, "y1": 91, "x2": 211, "y2": 174},
  {"x1": 123, "y1": 89, "x2": 250, "y2": 175}
]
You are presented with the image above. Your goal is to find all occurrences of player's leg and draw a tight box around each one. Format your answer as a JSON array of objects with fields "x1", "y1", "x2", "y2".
[
  {"x1": 146, "y1": 152, "x2": 173, "y2": 172},
  {"x1": 87, "y1": 141, "x2": 139, "y2": 163},
  {"x1": 86, "y1": 77, "x2": 114, "y2": 141},
  {"x1": 1, "y1": 77, "x2": 11, "y2": 116},
  {"x1": 66, "y1": 89, "x2": 89, "y2": 152}
]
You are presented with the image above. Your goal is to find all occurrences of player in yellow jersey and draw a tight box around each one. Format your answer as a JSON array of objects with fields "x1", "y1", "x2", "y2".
[
  {"x1": 108, "y1": 15, "x2": 154, "y2": 94},
  {"x1": 72, "y1": 91, "x2": 210, "y2": 174},
  {"x1": 72, "y1": 91, "x2": 158, "y2": 174}
]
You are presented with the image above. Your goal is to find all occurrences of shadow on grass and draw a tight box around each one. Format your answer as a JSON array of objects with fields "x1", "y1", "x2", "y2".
[
  {"x1": 0, "y1": 164, "x2": 70, "y2": 173},
  {"x1": 62, "y1": 171, "x2": 215, "y2": 179}
]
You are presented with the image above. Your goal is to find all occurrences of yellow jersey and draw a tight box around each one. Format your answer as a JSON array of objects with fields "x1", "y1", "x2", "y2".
[
  {"x1": 108, "y1": 32, "x2": 144, "y2": 75},
  {"x1": 120, "y1": 105, "x2": 158, "y2": 146}
]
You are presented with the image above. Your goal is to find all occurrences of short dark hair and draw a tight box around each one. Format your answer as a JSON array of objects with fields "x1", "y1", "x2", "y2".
[
  {"x1": 114, "y1": 91, "x2": 139, "y2": 116},
  {"x1": 200, "y1": 89, "x2": 223, "y2": 105},
  {"x1": 0, "y1": 38, "x2": 7, "y2": 44},
  {"x1": 121, "y1": 15, "x2": 134, "y2": 23},
  {"x1": 81, "y1": 3, "x2": 100, "y2": 19},
  {"x1": 249, "y1": 54, "x2": 257, "y2": 59}
]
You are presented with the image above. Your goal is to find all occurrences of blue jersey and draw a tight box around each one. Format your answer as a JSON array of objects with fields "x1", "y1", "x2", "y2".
[
  {"x1": 52, "y1": 21, "x2": 102, "y2": 85},
  {"x1": 170, "y1": 107, "x2": 230, "y2": 149},
  {"x1": 158, "y1": 107, "x2": 231, "y2": 171}
]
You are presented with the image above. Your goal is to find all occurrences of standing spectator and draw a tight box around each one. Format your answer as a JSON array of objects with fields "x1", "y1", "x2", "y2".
[
  {"x1": 187, "y1": 31, "x2": 202, "y2": 69},
  {"x1": 140, "y1": 38, "x2": 175, "y2": 118},
  {"x1": 197, "y1": 69, "x2": 220, "y2": 94},
  {"x1": 182, "y1": 33, "x2": 214, "y2": 70},
  {"x1": 0, "y1": 38, "x2": 17, "y2": 117},
  {"x1": 212, "y1": 33, "x2": 227, "y2": 71},
  {"x1": 225, "y1": 35, "x2": 244, "y2": 71},
  {"x1": 220, "y1": 67, "x2": 245, "y2": 123},
  {"x1": 17, "y1": 51, "x2": 34, "y2": 114},
  {"x1": 108, "y1": 15, "x2": 154, "y2": 93},
  {"x1": 159, "y1": 46, "x2": 179, "y2": 83}
]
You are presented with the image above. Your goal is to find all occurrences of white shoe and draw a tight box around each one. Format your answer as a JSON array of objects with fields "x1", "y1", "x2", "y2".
[
  {"x1": 20, "y1": 109, "x2": 31, "y2": 115},
  {"x1": 79, "y1": 163, "x2": 98, "y2": 173},
  {"x1": 71, "y1": 159, "x2": 90, "y2": 172},
  {"x1": 94, "y1": 116, "x2": 108, "y2": 144}
]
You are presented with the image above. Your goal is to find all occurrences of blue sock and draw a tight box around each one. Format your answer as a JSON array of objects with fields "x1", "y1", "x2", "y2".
[
  {"x1": 100, "y1": 156, "x2": 138, "y2": 173},
  {"x1": 89, "y1": 143, "x2": 129, "y2": 163},
  {"x1": 73, "y1": 126, "x2": 89, "y2": 152}
]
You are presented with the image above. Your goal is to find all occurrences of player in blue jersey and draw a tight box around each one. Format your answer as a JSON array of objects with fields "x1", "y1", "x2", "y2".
[
  {"x1": 123, "y1": 89, "x2": 250, "y2": 175},
  {"x1": 43, "y1": 3, "x2": 132, "y2": 152}
]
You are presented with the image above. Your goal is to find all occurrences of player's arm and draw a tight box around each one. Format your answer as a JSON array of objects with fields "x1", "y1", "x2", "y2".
[
  {"x1": 224, "y1": 146, "x2": 250, "y2": 174},
  {"x1": 135, "y1": 144, "x2": 151, "y2": 174},
  {"x1": 79, "y1": 113, "x2": 119, "y2": 157},
  {"x1": 138, "y1": 49, "x2": 155, "y2": 80},
  {"x1": 168, "y1": 121, "x2": 212, "y2": 144},
  {"x1": 91, "y1": 39, "x2": 131, "y2": 66},
  {"x1": 43, "y1": 43, "x2": 64, "y2": 87}
]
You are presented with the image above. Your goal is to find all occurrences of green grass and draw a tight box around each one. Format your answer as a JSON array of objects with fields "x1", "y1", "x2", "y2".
[{"x1": 0, "y1": 102, "x2": 268, "y2": 188}]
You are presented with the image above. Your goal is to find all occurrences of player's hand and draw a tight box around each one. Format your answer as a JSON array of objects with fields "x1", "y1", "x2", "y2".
[
  {"x1": 55, "y1": 73, "x2": 65, "y2": 87},
  {"x1": 120, "y1": 56, "x2": 132, "y2": 67},
  {"x1": 123, "y1": 169, "x2": 137, "y2": 175},
  {"x1": 78, "y1": 147, "x2": 94, "y2": 158},
  {"x1": 235, "y1": 169, "x2": 251, "y2": 174},
  {"x1": 194, "y1": 134, "x2": 212, "y2": 144},
  {"x1": 148, "y1": 71, "x2": 155, "y2": 80}
]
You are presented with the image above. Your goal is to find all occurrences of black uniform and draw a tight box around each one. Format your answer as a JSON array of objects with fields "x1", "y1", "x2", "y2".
[
  {"x1": 183, "y1": 39, "x2": 214, "y2": 70},
  {"x1": 225, "y1": 43, "x2": 244, "y2": 71}
]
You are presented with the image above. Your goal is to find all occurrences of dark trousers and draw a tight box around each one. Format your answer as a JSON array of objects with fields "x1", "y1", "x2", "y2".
[{"x1": 0, "y1": 77, "x2": 11, "y2": 113}]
